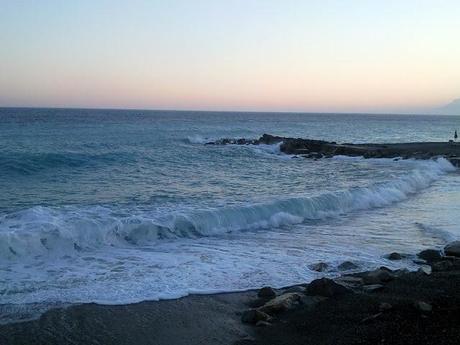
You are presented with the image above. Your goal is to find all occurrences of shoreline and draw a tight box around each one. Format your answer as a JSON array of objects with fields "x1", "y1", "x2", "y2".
[
  {"x1": 2, "y1": 135, "x2": 459, "y2": 344},
  {"x1": 2, "y1": 243, "x2": 460, "y2": 345}
]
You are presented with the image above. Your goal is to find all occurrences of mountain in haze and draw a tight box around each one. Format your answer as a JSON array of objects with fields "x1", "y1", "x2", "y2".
[{"x1": 433, "y1": 98, "x2": 460, "y2": 115}]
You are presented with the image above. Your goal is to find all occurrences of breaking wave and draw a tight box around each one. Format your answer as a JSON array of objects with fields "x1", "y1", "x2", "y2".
[
  {"x1": 185, "y1": 135, "x2": 211, "y2": 144},
  {"x1": 0, "y1": 158, "x2": 455, "y2": 260}
]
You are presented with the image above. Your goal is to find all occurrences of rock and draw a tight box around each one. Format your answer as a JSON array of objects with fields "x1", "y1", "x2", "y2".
[
  {"x1": 431, "y1": 260, "x2": 454, "y2": 272},
  {"x1": 386, "y1": 252, "x2": 403, "y2": 260},
  {"x1": 378, "y1": 266, "x2": 393, "y2": 272},
  {"x1": 334, "y1": 276, "x2": 364, "y2": 288},
  {"x1": 415, "y1": 301, "x2": 432, "y2": 313},
  {"x1": 379, "y1": 302, "x2": 393, "y2": 312},
  {"x1": 255, "y1": 321, "x2": 271, "y2": 327},
  {"x1": 241, "y1": 309, "x2": 271, "y2": 324},
  {"x1": 361, "y1": 312, "x2": 383, "y2": 324},
  {"x1": 258, "y1": 293, "x2": 302, "y2": 314},
  {"x1": 234, "y1": 336, "x2": 256, "y2": 345},
  {"x1": 337, "y1": 261, "x2": 359, "y2": 271},
  {"x1": 362, "y1": 284, "x2": 385, "y2": 293},
  {"x1": 444, "y1": 241, "x2": 460, "y2": 257},
  {"x1": 362, "y1": 268, "x2": 394, "y2": 284},
  {"x1": 417, "y1": 265, "x2": 432, "y2": 275},
  {"x1": 413, "y1": 259, "x2": 426, "y2": 265},
  {"x1": 394, "y1": 268, "x2": 411, "y2": 277},
  {"x1": 257, "y1": 286, "x2": 276, "y2": 300},
  {"x1": 417, "y1": 249, "x2": 442, "y2": 262},
  {"x1": 306, "y1": 278, "x2": 352, "y2": 297},
  {"x1": 283, "y1": 285, "x2": 306, "y2": 294},
  {"x1": 308, "y1": 262, "x2": 329, "y2": 272}
]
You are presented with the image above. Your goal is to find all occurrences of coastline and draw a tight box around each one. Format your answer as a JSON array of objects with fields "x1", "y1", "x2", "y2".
[
  {"x1": 2, "y1": 243, "x2": 460, "y2": 345},
  {"x1": 2, "y1": 134, "x2": 459, "y2": 344}
]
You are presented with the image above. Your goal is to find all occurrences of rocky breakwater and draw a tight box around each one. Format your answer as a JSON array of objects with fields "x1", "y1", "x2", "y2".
[{"x1": 207, "y1": 134, "x2": 460, "y2": 165}]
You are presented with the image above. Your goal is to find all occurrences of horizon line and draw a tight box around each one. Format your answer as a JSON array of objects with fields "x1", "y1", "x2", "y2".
[{"x1": 0, "y1": 105, "x2": 452, "y2": 117}]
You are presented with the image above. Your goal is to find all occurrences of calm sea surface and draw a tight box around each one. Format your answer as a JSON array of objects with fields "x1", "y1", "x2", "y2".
[{"x1": 1, "y1": 108, "x2": 459, "y2": 323}]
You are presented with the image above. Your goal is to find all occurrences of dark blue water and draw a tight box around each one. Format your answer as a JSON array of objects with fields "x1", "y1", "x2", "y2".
[{"x1": 0, "y1": 107, "x2": 459, "y2": 323}]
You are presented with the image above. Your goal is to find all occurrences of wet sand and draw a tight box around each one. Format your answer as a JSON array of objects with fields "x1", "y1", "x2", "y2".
[{"x1": 0, "y1": 292, "x2": 257, "y2": 345}]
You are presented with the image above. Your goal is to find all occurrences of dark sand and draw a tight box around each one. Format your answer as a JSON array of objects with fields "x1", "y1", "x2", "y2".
[{"x1": 0, "y1": 292, "x2": 257, "y2": 345}]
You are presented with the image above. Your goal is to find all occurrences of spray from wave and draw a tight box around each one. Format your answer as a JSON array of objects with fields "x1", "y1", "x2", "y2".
[
  {"x1": 0, "y1": 158, "x2": 455, "y2": 260},
  {"x1": 185, "y1": 135, "x2": 211, "y2": 144}
]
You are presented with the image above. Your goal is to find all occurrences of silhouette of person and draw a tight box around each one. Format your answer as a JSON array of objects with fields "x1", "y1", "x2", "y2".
[{"x1": 455, "y1": 130, "x2": 458, "y2": 141}]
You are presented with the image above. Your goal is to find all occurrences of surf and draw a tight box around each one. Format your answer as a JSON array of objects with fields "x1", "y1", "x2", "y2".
[{"x1": 0, "y1": 158, "x2": 455, "y2": 260}]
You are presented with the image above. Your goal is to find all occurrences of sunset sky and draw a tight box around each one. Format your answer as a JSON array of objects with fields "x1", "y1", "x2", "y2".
[{"x1": 1, "y1": 0, "x2": 459, "y2": 113}]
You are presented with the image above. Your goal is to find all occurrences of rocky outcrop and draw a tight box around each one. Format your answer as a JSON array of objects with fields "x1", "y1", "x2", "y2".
[
  {"x1": 241, "y1": 309, "x2": 272, "y2": 324},
  {"x1": 258, "y1": 293, "x2": 302, "y2": 314},
  {"x1": 386, "y1": 252, "x2": 404, "y2": 260},
  {"x1": 337, "y1": 261, "x2": 359, "y2": 271},
  {"x1": 362, "y1": 267, "x2": 395, "y2": 284},
  {"x1": 308, "y1": 262, "x2": 329, "y2": 272},
  {"x1": 444, "y1": 241, "x2": 460, "y2": 257},
  {"x1": 257, "y1": 286, "x2": 277, "y2": 300},
  {"x1": 306, "y1": 278, "x2": 351, "y2": 297},
  {"x1": 417, "y1": 249, "x2": 442, "y2": 262},
  {"x1": 207, "y1": 133, "x2": 460, "y2": 164}
]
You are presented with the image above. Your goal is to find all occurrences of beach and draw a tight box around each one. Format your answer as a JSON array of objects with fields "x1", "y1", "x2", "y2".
[{"x1": 2, "y1": 243, "x2": 460, "y2": 345}]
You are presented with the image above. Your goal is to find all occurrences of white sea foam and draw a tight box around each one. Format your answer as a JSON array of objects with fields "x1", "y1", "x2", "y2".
[
  {"x1": 0, "y1": 158, "x2": 455, "y2": 261},
  {"x1": 415, "y1": 222, "x2": 456, "y2": 243}
]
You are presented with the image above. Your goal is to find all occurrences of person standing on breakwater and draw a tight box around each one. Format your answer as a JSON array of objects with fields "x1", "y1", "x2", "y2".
[{"x1": 455, "y1": 130, "x2": 458, "y2": 142}]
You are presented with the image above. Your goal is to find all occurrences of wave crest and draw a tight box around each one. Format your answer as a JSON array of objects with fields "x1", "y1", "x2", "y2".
[{"x1": 0, "y1": 158, "x2": 455, "y2": 260}]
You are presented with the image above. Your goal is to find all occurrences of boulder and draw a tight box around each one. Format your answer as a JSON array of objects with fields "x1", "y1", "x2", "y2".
[
  {"x1": 334, "y1": 276, "x2": 364, "y2": 288},
  {"x1": 234, "y1": 337, "x2": 256, "y2": 345},
  {"x1": 308, "y1": 262, "x2": 329, "y2": 272},
  {"x1": 283, "y1": 285, "x2": 306, "y2": 294},
  {"x1": 306, "y1": 278, "x2": 351, "y2": 297},
  {"x1": 257, "y1": 286, "x2": 276, "y2": 300},
  {"x1": 386, "y1": 252, "x2": 403, "y2": 260},
  {"x1": 417, "y1": 249, "x2": 442, "y2": 262},
  {"x1": 362, "y1": 284, "x2": 385, "y2": 293},
  {"x1": 393, "y1": 268, "x2": 410, "y2": 277},
  {"x1": 431, "y1": 260, "x2": 454, "y2": 272},
  {"x1": 444, "y1": 241, "x2": 460, "y2": 257},
  {"x1": 337, "y1": 261, "x2": 359, "y2": 271},
  {"x1": 417, "y1": 265, "x2": 432, "y2": 275},
  {"x1": 379, "y1": 302, "x2": 393, "y2": 312},
  {"x1": 241, "y1": 309, "x2": 271, "y2": 324},
  {"x1": 258, "y1": 293, "x2": 302, "y2": 315},
  {"x1": 255, "y1": 321, "x2": 271, "y2": 327},
  {"x1": 362, "y1": 268, "x2": 394, "y2": 284},
  {"x1": 414, "y1": 301, "x2": 432, "y2": 313}
]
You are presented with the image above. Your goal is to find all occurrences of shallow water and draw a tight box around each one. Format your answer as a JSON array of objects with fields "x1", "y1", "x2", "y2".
[{"x1": 1, "y1": 108, "x2": 459, "y2": 323}]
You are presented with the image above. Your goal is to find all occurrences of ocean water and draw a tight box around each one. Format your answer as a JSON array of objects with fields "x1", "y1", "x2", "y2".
[{"x1": 1, "y1": 108, "x2": 459, "y2": 323}]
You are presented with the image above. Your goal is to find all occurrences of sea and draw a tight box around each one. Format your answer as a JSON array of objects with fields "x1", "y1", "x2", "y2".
[{"x1": 1, "y1": 108, "x2": 459, "y2": 324}]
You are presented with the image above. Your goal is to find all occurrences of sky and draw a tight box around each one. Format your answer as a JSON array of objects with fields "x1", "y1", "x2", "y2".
[{"x1": 1, "y1": 0, "x2": 460, "y2": 113}]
